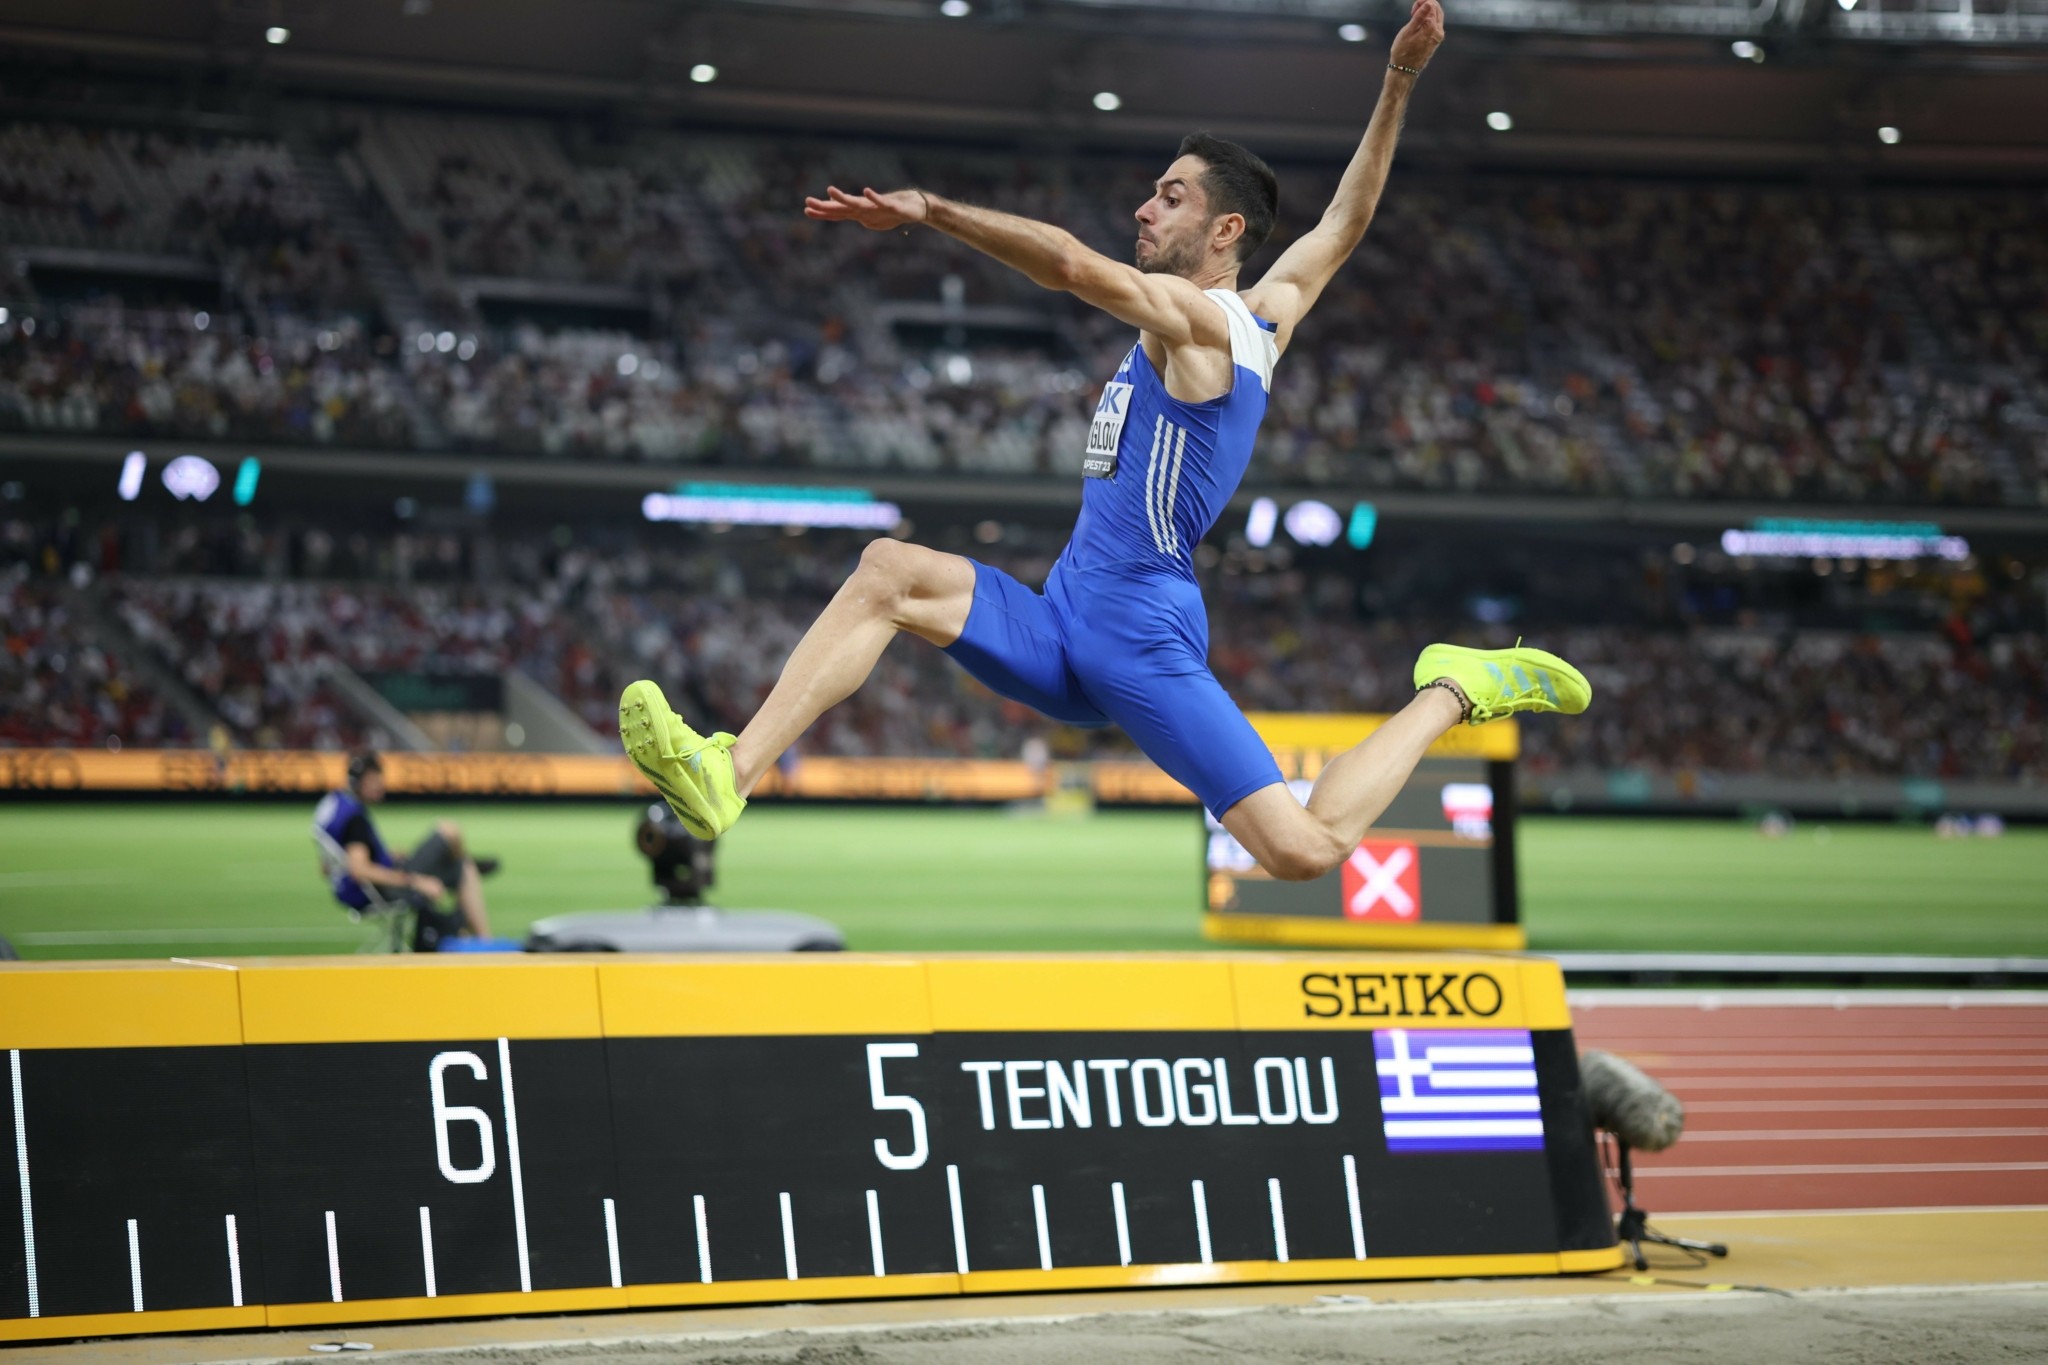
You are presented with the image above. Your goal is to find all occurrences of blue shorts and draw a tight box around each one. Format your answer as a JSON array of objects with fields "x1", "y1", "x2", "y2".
[{"x1": 942, "y1": 559, "x2": 1283, "y2": 819}]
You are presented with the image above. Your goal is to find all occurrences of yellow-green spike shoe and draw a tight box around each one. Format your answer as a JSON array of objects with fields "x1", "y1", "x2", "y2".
[
  {"x1": 1413, "y1": 641, "x2": 1592, "y2": 726},
  {"x1": 618, "y1": 680, "x2": 746, "y2": 839}
]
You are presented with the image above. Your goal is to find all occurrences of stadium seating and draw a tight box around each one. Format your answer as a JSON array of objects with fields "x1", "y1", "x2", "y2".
[
  {"x1": 0, "y1": 308, "x2": 414, "y2": 446},
  {"x1": 3, "y1": 111, "x2": 2045, "y2": 503},
  {"x1": 0, "y1": 120, "x2": 370, "y2": 314},
  {"x1": 30, "y1": 516, "x2": 2035, "y2": 782},
  {"x1": 2, "y1": 109, "x2": 2042, "y2": 783},
  {"x1": 349, "y1": 111, "x2": 716, "y2": 287},
  {"x1": 110, "y1": 580, "x2": 371, "y2": 750},
  {"x1": 0, "y1": 573, "x2": 188, "y2": 748}
]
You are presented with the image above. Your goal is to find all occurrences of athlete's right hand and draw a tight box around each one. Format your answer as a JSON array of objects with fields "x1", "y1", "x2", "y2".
[
  {"x1": 803, "y1": 186, "x2": 930, "y2": 230},
  {"x1": 1388, "y1": 0, "x2": 1446, "y2": 72}
]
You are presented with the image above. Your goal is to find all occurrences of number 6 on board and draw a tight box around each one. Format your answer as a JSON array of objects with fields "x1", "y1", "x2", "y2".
[
  {"x1": 866, "y1": 1042, "x2": 929, "y2": 1170},
  {"x1": 428, "y1": 1051, "x2": 499, "y2": 1184}
]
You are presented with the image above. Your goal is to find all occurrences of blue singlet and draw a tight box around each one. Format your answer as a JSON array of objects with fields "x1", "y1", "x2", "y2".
[{"x1": 943, "y1": 289, "x2": 1286, "y2": 818}]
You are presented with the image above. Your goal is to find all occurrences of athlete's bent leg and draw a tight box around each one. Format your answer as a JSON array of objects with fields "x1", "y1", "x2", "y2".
[
  {"x1": 1219, "y1": 686, "x2": 1464, "y2": 881},
  {"x1": 623, "y1": 540, "x2": 975, "y2": 839},
  {"x1": 1220, "y1": 638, "x2": 1592, "y2": 881},
  {"x1": 729, "y1": 540, "x2": 976, "y2": 795}
]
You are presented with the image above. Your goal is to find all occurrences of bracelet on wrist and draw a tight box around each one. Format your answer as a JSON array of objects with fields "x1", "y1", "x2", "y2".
[{"x1": 1388, "y1": 62, "x2": 1423, "y2": 77}]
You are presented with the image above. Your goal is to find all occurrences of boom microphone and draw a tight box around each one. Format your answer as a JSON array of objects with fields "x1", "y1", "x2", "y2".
[{"x1": 1580, "y1": 1049, "x2": 1684, "y2": 1153}]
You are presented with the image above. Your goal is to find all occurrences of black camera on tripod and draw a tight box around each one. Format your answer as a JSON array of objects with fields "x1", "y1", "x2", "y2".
[
  {"x1": 635, "y1": 803, "x2": 715, "y2": 906},
  {"x1": 526, "y1": 804, "x2": 842, "y2": 951}
]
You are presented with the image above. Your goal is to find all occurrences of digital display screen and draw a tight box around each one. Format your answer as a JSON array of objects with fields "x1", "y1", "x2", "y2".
[{"x1": 1205, "y1": 758, "x2": 1516, "y2": 931}]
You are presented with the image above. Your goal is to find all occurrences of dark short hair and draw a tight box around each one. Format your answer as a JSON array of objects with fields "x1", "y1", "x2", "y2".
[
  {"x1": 1177, "y1": 132, "x2": 1279, "y2": 263},
  {"x1": 346, "y1": 749, "x2": 383, "y2": 787}
]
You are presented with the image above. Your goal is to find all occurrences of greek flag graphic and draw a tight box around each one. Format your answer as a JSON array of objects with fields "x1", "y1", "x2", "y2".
[{"x1": 1373, "y1": 1028, "x2": 1546, "y2": 1153}]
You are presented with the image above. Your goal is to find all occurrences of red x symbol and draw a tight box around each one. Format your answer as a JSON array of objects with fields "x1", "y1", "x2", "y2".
[{"x1": 1341, "y1": 840, "x2": 1421, "y2": 920}]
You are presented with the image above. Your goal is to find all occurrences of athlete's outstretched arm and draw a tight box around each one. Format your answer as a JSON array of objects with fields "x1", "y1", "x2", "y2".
[
  {"x1": 1246, "y1": 0, "x2": 1445, "y2": 343},
  {"x1": 804, "y1": 187, "x2": 1226, "y2": 347}
]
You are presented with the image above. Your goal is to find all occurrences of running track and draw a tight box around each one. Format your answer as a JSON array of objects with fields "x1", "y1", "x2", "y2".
[{"x1": 1568, "y1": 991, "x2": 2048, "y2": 1213}]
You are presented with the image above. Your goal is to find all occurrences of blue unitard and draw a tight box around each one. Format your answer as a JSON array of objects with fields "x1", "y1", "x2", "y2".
[{"x1": 943, "y1": 290, "x2": 1286, "y2": 818}]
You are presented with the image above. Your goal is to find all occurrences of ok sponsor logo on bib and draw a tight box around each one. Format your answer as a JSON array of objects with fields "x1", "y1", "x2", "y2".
[{"x1": 1083, "y1": 368, "x2": 1134, "y2": 480}]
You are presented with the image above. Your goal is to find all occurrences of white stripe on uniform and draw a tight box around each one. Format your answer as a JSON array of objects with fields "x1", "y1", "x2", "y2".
[
  {"x1": 1161, "y1": 424, "x2": 1186, "y2": 556},
  {"x1": 1143, "y1": 415, "x2": 1168, "y2": 555}
]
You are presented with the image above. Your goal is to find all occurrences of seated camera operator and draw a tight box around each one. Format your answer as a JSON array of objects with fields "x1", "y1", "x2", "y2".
[{"x1": 314, "y1": 750, "x2": 498, "y2": 950}]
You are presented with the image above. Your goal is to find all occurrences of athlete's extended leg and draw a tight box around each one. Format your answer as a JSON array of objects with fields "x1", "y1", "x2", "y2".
[
  {"x1": 729, "y1": 541, "x2": 976, "y2": 794},
  {"x1": 1220, "y1": 687, "x2": 1463, "y2": 880},
  {"x1": 622, "y1": 540, "x2": 974, "y2": 837},
  {"x1": 1220, "y1": 642, "x2": 1593, "y2": 882}
]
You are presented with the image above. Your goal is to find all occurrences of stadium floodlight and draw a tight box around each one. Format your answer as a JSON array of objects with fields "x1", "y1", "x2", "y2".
[
  {"x1": 1719, "y1": 518, "x2": 1968, "y2": 562},
  {"x1": 162, "y1": 455, "x2": 221, "y2": 503},
  {"x1": 265, "y1": 25, "x2": 290, "y2": 44},
  {"x1": 690, "y1": 63, "x2": 718, "y2": 83},
  {"x1": 1878, "y1": 125, "x2": 1901, "y2": 144},
  {"x1": 1486, "y1": 110, "x2": 1513, "y2": 131},
  {"x1": 1093, "y1": 90, "x2": 1122, "y2": 111},
  {"x1": 941, "y1": 0, "x2": 972, "y2": 14},
  {"x1": 1347, "y1": 501, "x2": 1378, "y2": 550},
  {"x1": 1338, "y1": 22, "x2": 1367, "y2": 40},
  {"x1": 1730, "y1": 39, "x2": 1763, "y2": 59},
  {"x1": 1283, "y1": 499, "x2": 1343, "y2": 547},
  {"x1": 1245, "y1": 496, "x2": 1278, "y2": 548},
  {"x1": 644, "y1": 484, "x2": 902, "y2": 530}
]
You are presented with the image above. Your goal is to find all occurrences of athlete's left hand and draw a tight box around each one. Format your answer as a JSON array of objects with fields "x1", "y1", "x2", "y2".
[
  {"x1": 1388, "y1": 0, "x2": 1446, "y2": 73},
  {"x1": 803, "y1": 186, "x2": 930, "y2": 230}
]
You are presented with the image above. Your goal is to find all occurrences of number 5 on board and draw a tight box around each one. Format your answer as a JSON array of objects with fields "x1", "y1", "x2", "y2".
[{"x1": 866, "y1": 1042, "x2": 929, "y2": 1170}]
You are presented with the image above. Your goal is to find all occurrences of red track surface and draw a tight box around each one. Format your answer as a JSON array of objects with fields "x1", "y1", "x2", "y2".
[{"x1": 1569, "y1": 994, "x2": 2048, "y2": 1214}]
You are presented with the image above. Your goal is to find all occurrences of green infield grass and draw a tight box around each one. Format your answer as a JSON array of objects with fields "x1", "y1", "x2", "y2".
[{"x1": 0, "y1": 802, "x2": 2041, "y2": 960}]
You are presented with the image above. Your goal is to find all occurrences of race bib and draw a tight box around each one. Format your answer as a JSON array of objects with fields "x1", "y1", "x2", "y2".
[{"x1": 1084, "y1": 378, "x2": 1132, "y2": 479}]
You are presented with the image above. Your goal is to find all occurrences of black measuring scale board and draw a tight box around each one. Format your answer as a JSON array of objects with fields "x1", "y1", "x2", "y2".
[{"x1": 1, "y1": 955, "x2": 1618, "y2": 1341}]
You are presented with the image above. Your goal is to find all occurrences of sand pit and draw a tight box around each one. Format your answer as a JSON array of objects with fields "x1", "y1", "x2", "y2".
[{"x1": 266, "y1": 1284, "x2": 2048, "y2": 1365}]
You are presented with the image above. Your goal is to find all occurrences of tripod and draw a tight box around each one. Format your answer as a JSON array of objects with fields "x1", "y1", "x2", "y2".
[{"x1": 1607, "y1": 1135, "x2": 1729, "y2": 1271}]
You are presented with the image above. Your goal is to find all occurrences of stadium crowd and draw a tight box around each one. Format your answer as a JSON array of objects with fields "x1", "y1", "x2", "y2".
[
  {"x1": 0, "y1": 570, "x2": 189, "y2": 749},
  {"x1": 3, "y1": 109, "x2": 2043, "y2": 781},
  {"x1": 2, "y1": 114, "x2": 2044, "y2": 504},
  {"x1": 7, "y1": 512, "x2": 2040, "y2": 783},
  {"x1": 0, "y1": 308, "x2": 415, "y2": 447},
  {"x1": 0, "y1": 121, "x2": 370, "y2": 315}
]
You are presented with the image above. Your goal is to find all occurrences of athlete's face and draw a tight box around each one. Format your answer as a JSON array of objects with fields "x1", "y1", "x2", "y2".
[{"x1": 1134, "y1": 155, "x2": 1214, "y2": 277}]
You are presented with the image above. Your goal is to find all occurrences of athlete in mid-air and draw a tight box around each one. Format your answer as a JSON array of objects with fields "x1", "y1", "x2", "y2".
[{"x1": 623, "y1": 0, "x2": 1590, "y2": 880}]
